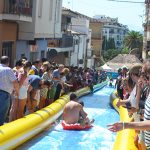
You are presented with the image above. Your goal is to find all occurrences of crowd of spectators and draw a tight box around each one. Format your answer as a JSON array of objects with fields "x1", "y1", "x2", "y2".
[
  {"x1": 109, "y1": 59, "x2": 150, "y2": 149},
  {"x1": 0, "y1": 55, "x2": 107, "y2": 126}
]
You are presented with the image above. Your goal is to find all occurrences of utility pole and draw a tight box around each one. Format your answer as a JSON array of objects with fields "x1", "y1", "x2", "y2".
[{"x1": 143, "y1": 0, "x2": 150, "y2": 59}]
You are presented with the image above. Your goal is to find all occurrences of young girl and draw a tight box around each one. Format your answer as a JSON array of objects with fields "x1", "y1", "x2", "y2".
[{"x1": 17, "y1": 61, "x2": 32, "y2": 118}]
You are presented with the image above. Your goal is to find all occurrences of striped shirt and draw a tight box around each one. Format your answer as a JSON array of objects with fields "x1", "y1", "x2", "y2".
[
  {"x1": 144, "y1": 93, "x2": 150, "y2": 147},
  {"x1": 0, "y1": 64, "x2": 17, "y2": 94}
]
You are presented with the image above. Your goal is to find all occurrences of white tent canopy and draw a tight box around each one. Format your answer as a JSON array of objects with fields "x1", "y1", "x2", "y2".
[{"x1": 101, "y1": 64, "x2": 112, "y2": 70}]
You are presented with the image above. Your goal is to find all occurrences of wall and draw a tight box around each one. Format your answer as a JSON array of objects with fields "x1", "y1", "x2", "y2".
[
  {"x1": 70, "y1": 35, "x2": 79, "y2": 66},
  {"x1": 18, "y1": 21, "x2": 35, "y2": 40},
  {"x1": 37, "y1": 40, "x2": 47, "y2": 51},
  {"x1": 36, "y1": 39, "x2": 47, "y2": 58},
  {"x1": 90, "y1": 22, "x2": 103, "y2": 39},
  {"x1": 18, "y1": 0, "x2": 36, "y2": 40},
  {"x1": 0, "y1": 22, "x2": 17, "y2": 40},
  {"x1": 16, "y1": 41, "x2": 30, "y2": 60},
  {"x1": 71, "y1": 18, "x2": 89, "y2": 34},
  {"x1": 0, "y1": 0, "x2": 4, "y2": 13},
  {"x1": 35, "y1": 0, "x2": 62, "y2": 39},
  {"x1": 90, "y1": 22, "x2": 103, "y2": 58},
  {"x1": 78, "y1": 35, "x2": 86, "y2": 68},
  {"x1": 70, "y1": 35, "x2": 86, "y2": 67},
  {"x1": 70, "y1": 17, "x2": 92, "y2": 67},
  {"x1": 87, "y1": 59, "x2": 94, "y2": 68},
  {"x1": 0, "y1": 21, "x2": 17, "y2": 66},
  {"x1": 91, "y1": 39, "x2": 102, "y2": 56},
  {"x1": 16, "y1": 39, "x2": 47, "y2": 61},
  {"x1": 18, "y1": 0, "x2": 62, "y2": 40}
]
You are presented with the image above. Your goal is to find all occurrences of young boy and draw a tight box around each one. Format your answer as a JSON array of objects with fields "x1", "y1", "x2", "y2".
[{"x1": 63, "y1": 93, "x2": 94, "y2": 126}]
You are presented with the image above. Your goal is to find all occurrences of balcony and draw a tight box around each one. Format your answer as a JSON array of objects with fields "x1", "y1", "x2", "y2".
[
  {"x1": 61, "y1": 34, "x2": 73, "y2": 48},
  {"x1": 0, "y1": 0, "x2": 33, "y2": 22},
  {"x1": 47, "y1": 35, "x2": 73, "y2": 48},
  {"x1": 47, "y1": 34, "x2": 74, "y2": 53}
]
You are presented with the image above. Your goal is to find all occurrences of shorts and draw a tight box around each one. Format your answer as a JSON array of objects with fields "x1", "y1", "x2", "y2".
[
  {"x1": 47, "y1": 87, "x2": 56, "y2": 99},
  {"x1": 19, "y1": 86, "x2": 27, "y2": 99}
]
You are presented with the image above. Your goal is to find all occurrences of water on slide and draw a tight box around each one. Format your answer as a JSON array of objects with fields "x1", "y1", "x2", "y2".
[{"x1": 17, "y1": 86, "x2": 119, "y2": 150}]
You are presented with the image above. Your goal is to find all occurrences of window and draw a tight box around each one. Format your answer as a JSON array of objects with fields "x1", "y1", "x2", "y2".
[
  {"x1": 30, "y1": 52, "x2": 39, "y2": 62},
  {"x1": 38, "y1": 0, "x2": 43, "y2": 17},
  {"x1": 2, "y1": 42, "x2": 13, "y2": 58},
  {"x1": 74, "y1": 39, "x2": 79, "y2": 45},
  {"x1": 117, "y1": 35, "x2": 120, "y2": 40},
  {"x1": 109, "y1": 29, "x2": 114, "y2": 34},
  {"x1": 2, "y1": 42, "x2": 13, "y2": 66},
  {"x1": 41, "y1": 50, "x2": 45, "y2": 58}
]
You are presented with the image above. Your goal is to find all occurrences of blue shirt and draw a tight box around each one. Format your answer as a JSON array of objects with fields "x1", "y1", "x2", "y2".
[
  {"x1": 0, "y1": 64, "x2": 17, "y2": 94},
  {"x1": 53, "y1": 69, "x2": 60, "y2": 79},
  {"x1": 28, "y1": 75, "x2": 41, "y2": 89}
]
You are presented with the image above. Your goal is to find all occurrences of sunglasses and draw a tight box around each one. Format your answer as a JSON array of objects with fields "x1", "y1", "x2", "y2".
[{"x1": 138, "y1": 71, "x2": 150, "y2": 80}]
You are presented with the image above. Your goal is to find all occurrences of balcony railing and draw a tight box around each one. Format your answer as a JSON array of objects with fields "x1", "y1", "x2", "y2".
[
  {"x1": 3, "y1": 0, "x2": 33, "y2": 17},
  {"x1": 61, "y1": 34, "x2": 73, "y2": 48},
  {"x1": 47, "y1": 35, "x2": 73, "y2": 49}
]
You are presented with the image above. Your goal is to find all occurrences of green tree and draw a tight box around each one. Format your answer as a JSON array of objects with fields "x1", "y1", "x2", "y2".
[
  {"x1": 107, "y1": 38, "x2": 116, "y2": 50},
  {"x1": 123, "y1": 31, "x2": 143, "y2": 52},
  {"x1": 121, "y1": 47, "x2": 129, "y2": 54},
  {"x1": 102, "y1": 36, "x2": 108, "y2": 52},
  {"x1": 103, "y1": 49, "x2": 119, "y2": 61},
  {"x1": 102, "y1": 37, "x2": 116, "y2": 51}
]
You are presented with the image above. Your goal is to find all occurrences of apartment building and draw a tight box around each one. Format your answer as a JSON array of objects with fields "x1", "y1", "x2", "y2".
[
  {"x1": 93, "y1": 15, "x2": 128, "y2": 50},
  {"x1": 89, "y1": 20, "x2": 104, "y2": 67},
  {"x1": 16, "y1": 0, "x2": 62, "y2": 62},
  {"x1": 143, "y1": 0, "x2": 150, "y2": 59},
  {"x1": 0, "y1": 0, "x2": 63, "y2": 65},
  {"x1": 62, "y1": 8, "x2": 93, "y2": 68},
  {"x1": 0, "y1": 1, "x2": 99, "y2": 67}
]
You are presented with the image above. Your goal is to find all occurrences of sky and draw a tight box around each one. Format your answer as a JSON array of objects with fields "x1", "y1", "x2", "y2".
[{"x1": 62, "y1": 0, "x2": 145, "y2": 32}]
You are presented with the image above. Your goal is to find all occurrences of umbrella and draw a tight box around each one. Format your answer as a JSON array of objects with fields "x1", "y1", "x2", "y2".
[
  {"x1": 121, "y1": 65, "x2": 128, "y2": 69},
  {"x1": 101, "y1": 64, "x2": 112, "y2": 70}
]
